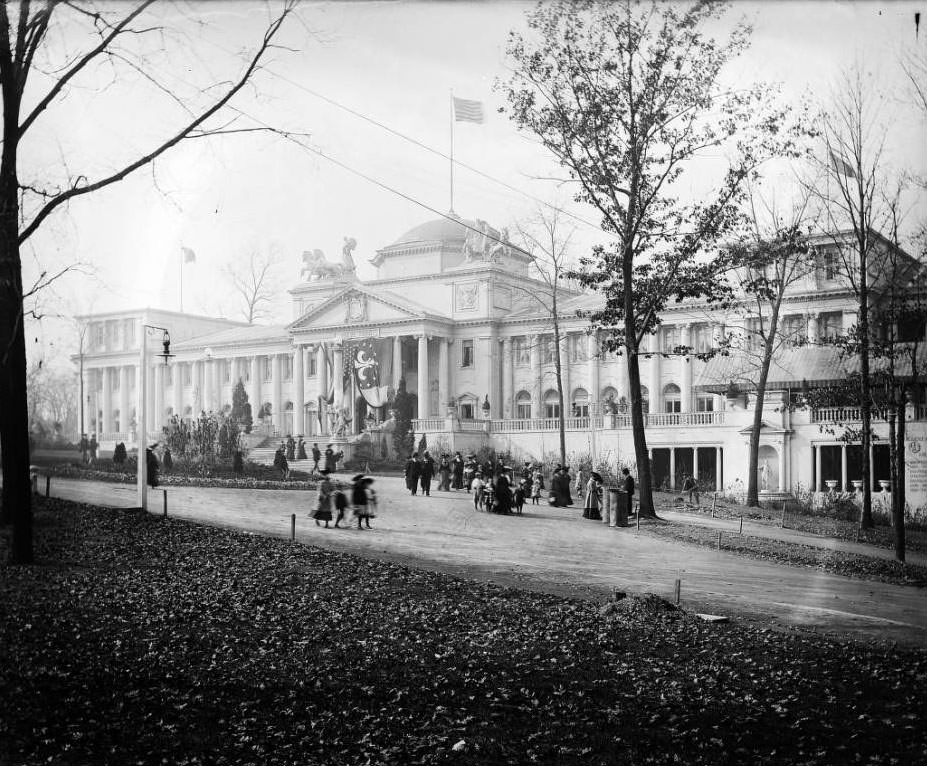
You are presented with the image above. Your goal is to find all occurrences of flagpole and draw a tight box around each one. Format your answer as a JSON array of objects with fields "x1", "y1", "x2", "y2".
[
  {"x1": 179, "y1": 246, "x2": 183, "y2": 313},
  {"x1": 449, "y1": 89, "x2": 455, "y2": 215}
]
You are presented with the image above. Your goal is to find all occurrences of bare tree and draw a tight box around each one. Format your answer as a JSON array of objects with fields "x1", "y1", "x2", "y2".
[
  {"x1": 512, "y1": 206, "x2": 578, "y2": 469},
  {"x1": 723, "y1": 188, "x2": 817, "y2": 507},
  {"x1": 225, "y1": 247, "x2": 284, "y2": 324},
  {"x1": 0, "y1": 1, "x2": 295, "y2": 563},
  {"x1": 807, "y1": 65, "x2": 897, "y2": 529}
]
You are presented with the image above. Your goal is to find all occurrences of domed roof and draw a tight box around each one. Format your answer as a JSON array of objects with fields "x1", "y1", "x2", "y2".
[{"x1": 390, "y1": 216, "x2": 474, "y2": 247}]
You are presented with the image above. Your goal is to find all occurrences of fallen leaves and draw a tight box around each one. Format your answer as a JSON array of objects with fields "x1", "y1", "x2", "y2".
[{"x1": 0, "y1": 497, "x2": 925, "y2": 765}]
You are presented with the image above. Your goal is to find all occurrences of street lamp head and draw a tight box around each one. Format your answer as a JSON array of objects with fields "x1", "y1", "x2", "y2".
[{"x1": 158, "y1": 329, "x2": 175, "y2": 364}]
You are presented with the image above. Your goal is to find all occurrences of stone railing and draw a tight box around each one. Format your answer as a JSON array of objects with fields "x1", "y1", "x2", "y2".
[
  {"x1": 411, "y1": 418, "x2": 446, "y2": 432},
  {"x1": 409, "y1": 410, "x2": 725, "y2": 434},
  {"x1": 810, "y1": 407, "x2": 889, "y2": 423},
  {"x1": 610, "y1": 411, "x2": 725, "y2": 428}
]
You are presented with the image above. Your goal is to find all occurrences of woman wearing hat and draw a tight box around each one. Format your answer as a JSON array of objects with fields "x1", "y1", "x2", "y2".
[
  {"x1": 311, "y1": 470, "x2": 334, "y2": 528},
  {"x1": 583, "y1": 471, "x2": 603, "y2": 520},
  {"x1": 352, "y1": 474, "x2": 374, "y2": 529}
]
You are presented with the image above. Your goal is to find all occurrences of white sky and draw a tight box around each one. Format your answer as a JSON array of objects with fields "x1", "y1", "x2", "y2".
[{"x1": 23, "y1": 0, "x2": 927, "y2": 367}]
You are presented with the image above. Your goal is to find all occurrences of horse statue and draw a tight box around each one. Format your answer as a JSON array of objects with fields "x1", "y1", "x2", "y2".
[
  {"x1": 300, "y1": 249, "x2": 345, "y2": 281},
  {"x1": 488, "y1": 226, "x2": 511, "y2": 263}
]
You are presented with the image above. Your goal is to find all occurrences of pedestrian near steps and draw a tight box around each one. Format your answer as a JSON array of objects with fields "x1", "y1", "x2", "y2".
[
  {"x1": 419, "y1": 451, "x2": 435, "y2": 496},
  {"x1": 311, "y1": 443, "x2": 321, "y2": 474},
  {"x1": 352, "y1": 474, "x2": 376, "y2": 529},
  {"x1": 405, "y1": 453, "x2": 421, "y2": 495},
  {"x1": 311, "y1": 470, "x2": 333, "y2": 528},
  {"x1": 682, "y1": 472, "x2": 699, "y2": 506}
]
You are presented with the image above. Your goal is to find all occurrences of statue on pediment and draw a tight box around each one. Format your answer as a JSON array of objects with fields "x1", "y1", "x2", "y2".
[
  {"x1": 342, "y1": 237, "x2": 357, "y2": 275},
  {"x1": 301, "y1": 249, "x2": 345, "y2": 281},
  {"x1": 488, "y1": 227, "x2": 511, "y2": 263}
]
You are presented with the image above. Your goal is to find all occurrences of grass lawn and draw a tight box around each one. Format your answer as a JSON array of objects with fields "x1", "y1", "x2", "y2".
[{"x1": 2, "y1": 497, "x2": 925, "y2": 765}]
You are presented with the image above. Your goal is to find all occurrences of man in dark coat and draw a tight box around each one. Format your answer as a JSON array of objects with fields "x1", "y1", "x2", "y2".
[
  {"x1": 311, "y1": 443, "x2": 321, "y2": 473},
  {"x1": 405, "y1": 453, "x2": 421, "y2": 495},
  {"x1": 419, "y1": 451, "x2": 435, "y2": 497},
  {"x1": 146, "y1": 446, "x2": 159, "y2": 487},
  {"x1": 297, "y1": 436, "x2": 307, "y2": 461}
]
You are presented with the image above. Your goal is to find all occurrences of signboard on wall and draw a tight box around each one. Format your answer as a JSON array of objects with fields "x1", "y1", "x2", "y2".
[{"x1": 906, "y1": 435, "x2": 927, "y2": 513}]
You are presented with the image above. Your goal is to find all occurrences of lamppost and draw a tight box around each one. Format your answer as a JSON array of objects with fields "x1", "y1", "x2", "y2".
[{"x1": 137, "y1": 322, "x2": 174, "y2": 510}]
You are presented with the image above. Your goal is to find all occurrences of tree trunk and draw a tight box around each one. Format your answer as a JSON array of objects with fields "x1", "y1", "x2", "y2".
[
  {"x1": 747, "y1": 305, "x2": 780, "y2": 507},
  {"x1": 626, "y1": 340, "x2": 654, "y2": 517},
  {"x1": 858, "y1": 233, "x2": 873, "y2": 529},
  {"x1": 552, "y1": 311, "x2": 566, "y2": 468}
]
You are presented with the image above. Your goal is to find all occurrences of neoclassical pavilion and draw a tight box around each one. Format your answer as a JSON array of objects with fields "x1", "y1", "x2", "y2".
[{"x1": 76, "y1": 216, "x2": 927, "y2": 503}]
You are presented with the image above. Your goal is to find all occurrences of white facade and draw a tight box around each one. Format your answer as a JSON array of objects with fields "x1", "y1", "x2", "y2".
[{"x1": 76, "y1": 217, "x2": 927, "y2": 505}]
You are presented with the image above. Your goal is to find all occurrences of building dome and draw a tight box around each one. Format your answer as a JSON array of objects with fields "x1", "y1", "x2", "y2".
[{"x1": 390, "y1": 216, "x2": 474, "y2": 247}]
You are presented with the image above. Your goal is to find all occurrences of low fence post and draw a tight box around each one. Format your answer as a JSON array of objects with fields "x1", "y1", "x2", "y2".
[
  {"x1": 739, "y1": 515, "x2": 743, "y2": 534},
  {"x1": 45, "y1": 475, "x2": 51, "y2": 497},
  {"x1": 674, "y1": 578, "x2": 681, "y2": 605},
  {"x1": 716, "y1": 531, "x2": 722, "y2": 550},
  {"x1": 711, "y1": 493, "x2": 717, "y2": 518},
  {"x1": 291, "y1": 513, "x2": 296, "y2": 542},
  {"x1": 162, "y1": 489, "x2": 168, "y2": 518}
]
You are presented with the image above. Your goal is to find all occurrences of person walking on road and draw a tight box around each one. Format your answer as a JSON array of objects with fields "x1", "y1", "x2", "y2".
[
  {"x1": 324, "y1": 444, "x2": 335, "y2": 473},
  {"x1": 333, "y1": 484, "x2": 350, "y2": 528},
  {"x1": 89, "y1": 433, "x2": 98, "y2": 464},
  {"x1": 438, "y1": 454, "x2": 451, "y2": 491},
  {"x1": 311, "y1": 470, "x2": 334, "y2": 528},
  {"x1": 471, "y1": 471, "x2": 485, "y2": 511},
  {"x1": 274, "y1": 442, "x2": 289, "y2": 480},
  {"x1": 419, "y1": 451, "x2": 435, "y2": 497},
  {"x1": 451, "y1": 451, "x2": 464, "y2": 490},
  {"x1": 352, "y1": 474, "x2": 374, "y2": 529},
  {"x1": 530, "y1": 468, "x2": 542, "y2": 504},
  {"x1": 582, "y1": 472, "x2": 602, "y2": 520},
  {"x1": 682, "y1": 472, "x2": 699, "y2": 507},
  {"x1": 311, "y1": 443, "x2": 321, "y2": 474},
  {"x1": 405, "y1": 453, "x2": 421, "y2": 495}
]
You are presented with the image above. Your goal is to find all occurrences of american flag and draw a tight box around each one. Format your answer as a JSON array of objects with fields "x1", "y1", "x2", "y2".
[{"x1": 453, "y1": 97, "x2": 484, "y2": 124}]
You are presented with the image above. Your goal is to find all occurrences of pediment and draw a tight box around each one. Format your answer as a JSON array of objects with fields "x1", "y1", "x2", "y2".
[
  {"x1": 288, "y1": 286, "x2": 427, "y2": 331},
  {"x1": 738, "y1": 420, "x2": 789, "y2": 436}
]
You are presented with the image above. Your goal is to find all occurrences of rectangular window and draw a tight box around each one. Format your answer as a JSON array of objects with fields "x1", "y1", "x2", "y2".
[
  {"x1": 93, "y1": 323, "x2": 105, "y2": 350},
  {"x1": 514, "y1": 337, "x2": 530, "y2": 366},
  {"x1": 573, "y1": 402, "x2": 589, "y2": 417},
  {"x1": 823, "y1": 250, "x2": 838, "y2": 280},
  {"x1": 124, "y1": 319, "x2": 136, "y2": 349},
  {"x1": 461, "y1": 340, "x2": 474, "y2": 368},
  {"x1": 307, "y1": 354, "x2": 318, "y2": 377},
  {"x1": 662, "y1": 325, "x2": 680, "y2": 353},
  {"x1": 692, "y1": 324, "x2": 712, "y2": 353},
  {"x1": 262, "y1": 357, "x2": 272, "y2": 382},
  {"x1": 183, "y1": 363, "x2": 192, "y2": 387},
  {"x1": 664, "y1": 399, "x2": 681, "y2": 414},
  {"x1": 570, "y1": 334, "x2": 588, "y2": 363},
  {"x1": 696, "y1": 396, "x2": 715, "y2": 412},
  {"x1": 819, "y1": 312, "x2": 843, "y2": 341},
  {"x1": 516, "y1": 401, "x2": 531, "y2": 419},
  {"x1": 460, "y1": 403, "x2": 474, "y2": 420},
  {"x1": 283, "y1": 355, "x2": 293, "y2": 380},
  {"x1": 781, "y1": 315, "x2": 807, "y2": 343},
  {"x1": 106, "y1": 320, "x2": 119, "y2": 350},
  {"x1": 544, "y1": 401, "x2": 561, "y2": 419}
]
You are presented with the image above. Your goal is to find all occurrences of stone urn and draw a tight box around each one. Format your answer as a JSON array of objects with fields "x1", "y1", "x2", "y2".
[
  {"x1": 825, "y1": 479, "x2": 838, "y2": 492},
  {"x1": 879, "y1": 480, "x2": 891, "y2": 492},
  {"x1": 851, "y1": 480, "x2": 863, "y2": 493}
]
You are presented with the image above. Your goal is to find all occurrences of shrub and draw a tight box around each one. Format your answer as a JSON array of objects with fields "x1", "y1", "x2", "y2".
[{"x1": 112, "y1": 442, "x2": 127, "y2": 465}]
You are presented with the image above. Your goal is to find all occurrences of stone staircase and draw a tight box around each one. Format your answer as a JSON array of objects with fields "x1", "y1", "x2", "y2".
[{"x1": 247, "y1": 446, "x2": 317, "y2": 473}]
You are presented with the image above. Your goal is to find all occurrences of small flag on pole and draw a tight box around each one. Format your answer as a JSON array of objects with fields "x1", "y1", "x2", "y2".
[
  {"x1": 181, "y1": 246, "x2": 197, "y2": 263},
  {"x1": 828, "y1": 150, "x2": 857, "y2": 179},
  {"x1": 453, "y1": 97, "x2": 485, "y2": 124}
]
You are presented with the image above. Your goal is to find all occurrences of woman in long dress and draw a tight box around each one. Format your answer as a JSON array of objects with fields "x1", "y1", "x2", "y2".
[
  {"x1": 311, "y1": 470, "x2": 334, "y2": 528},
  {"x1": 582, "y1": 472, "x2": 602, "y2": 520}
]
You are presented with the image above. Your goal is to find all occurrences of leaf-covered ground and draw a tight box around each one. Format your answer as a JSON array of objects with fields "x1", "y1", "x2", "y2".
[
  {"x1": 2, "y1": 498, "x2": 925, "y2": 765},
  {"x1": 639, "y1": 518, "x2": 927, "y2": 587}
]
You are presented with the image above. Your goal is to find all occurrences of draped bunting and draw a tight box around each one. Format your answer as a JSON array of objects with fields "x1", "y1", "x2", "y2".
[{"x1": 349, "y1": 337, "x2": 392, "y2": 408}]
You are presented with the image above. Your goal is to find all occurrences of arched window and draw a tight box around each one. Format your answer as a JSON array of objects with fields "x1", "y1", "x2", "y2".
[
  {"x1": 543, "y1": 389, "x2": 560, "y2": 419},
  {"x1": 640, "y1": 385, "x2": 650, "y2": 414},
  {"x1": 515, "y1": 390, "x2": 532, "y2": 419},
  {"x1": 572, "y1": 387, "x2": 589, "y2": 417},
  {"x1": 663, "y1": 383, "x2": 681, "y2": 413}
]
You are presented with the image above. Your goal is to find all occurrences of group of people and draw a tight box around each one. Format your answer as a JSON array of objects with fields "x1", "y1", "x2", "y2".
[
  {"x1": 579, "y1": 467, "x2": 636, "y2": 521},
  {"x1": 311, "y1": 471, "x2": 377, "y2": 530},
  {"x1": 273, "y1": 439, "x2": 344, "y2": 480},
  {"x1": 78, "y1": 433, "x2": 99, "y2": 464}
]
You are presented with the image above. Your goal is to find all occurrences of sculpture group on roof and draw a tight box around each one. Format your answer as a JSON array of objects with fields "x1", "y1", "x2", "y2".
[{"x1": 300, "y1": 236, "x2": 358, "y2": 281}]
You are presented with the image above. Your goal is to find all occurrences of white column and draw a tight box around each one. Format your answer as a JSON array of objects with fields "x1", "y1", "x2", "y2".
[
  {"x1": 417, "y1": 334, "x2": 429, "y2": 417},
  {"x1": 272, "y1": 353, "x2": 282, "y2": 432},
  {"x1": 118, "y1": 365, "x2": 129, "y2": 432},
  {"x1": 680, "y1": 324, "x2": 692, "y2": 413},
  {"x1": 438, "y1": 337, "x2": 449, "y2": 414},
  {"x1": 203, "y1": 359, "x2": 214, "y2": 413},
  {"x1": 502, "y1": 338, "x2": 513, "y2": 418},
  {"x1": 669, "y1": 447, "x2": 676, "y2": 490},
  {"x1": 154, "y1": 364, "x2": 164, "y2": 430},
  {"x1": 530, "y1": 334, "x2": 542, "y2": 417},
  {"x1": 332, "y1": 344, "x2": 344, "y2": 410},
  {"x1": 101, "y1": 367, "x2": 113, "y2": 434},
  {"x1": 649, "y1": 334, "x2": 661, "y2": 412},
  {"x1": 587, "y1": 332, "x2": 600, "y2": 412},
  {"x1": 715, "y1": 447, "x2": 722, "y2": 490},
  {"x1": 250, "y1": 356, "x2": 261, "y2": 418},
  {"x1": 294, "y1": 346, "x2": 305, "y2": 435},
  {"x1": 393, "y1": 335, "x2": 403, "y2": 387},
  {"x1": 779, "y1": 441, "x2": 787, "y2": 492},
  {"x1": 173, "y1": 363, "x2": 183, "y2": 419},
  {"x1": 814, "y1": 445, "x2": 822, "y2": 491},
  {"x1": 693, "y1": 447, "x2": 699, "y2": 485},
  {"x1": 840, "y1": 443, "x2": 847, "y2": 492},
  {"x1": 561, "y1": 333, "x2": 571, "y2": 415},
  {"x1": 807, "y1": 313, "x2": 819, "y2": 345}
]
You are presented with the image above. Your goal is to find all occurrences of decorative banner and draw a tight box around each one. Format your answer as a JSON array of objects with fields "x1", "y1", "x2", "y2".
[
  {"x1": 351, "y1": 337, "x2": 392, "y2": 408},
  {"x1": 317, "y1": 343, "x2": 335, "y2": 432}
]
